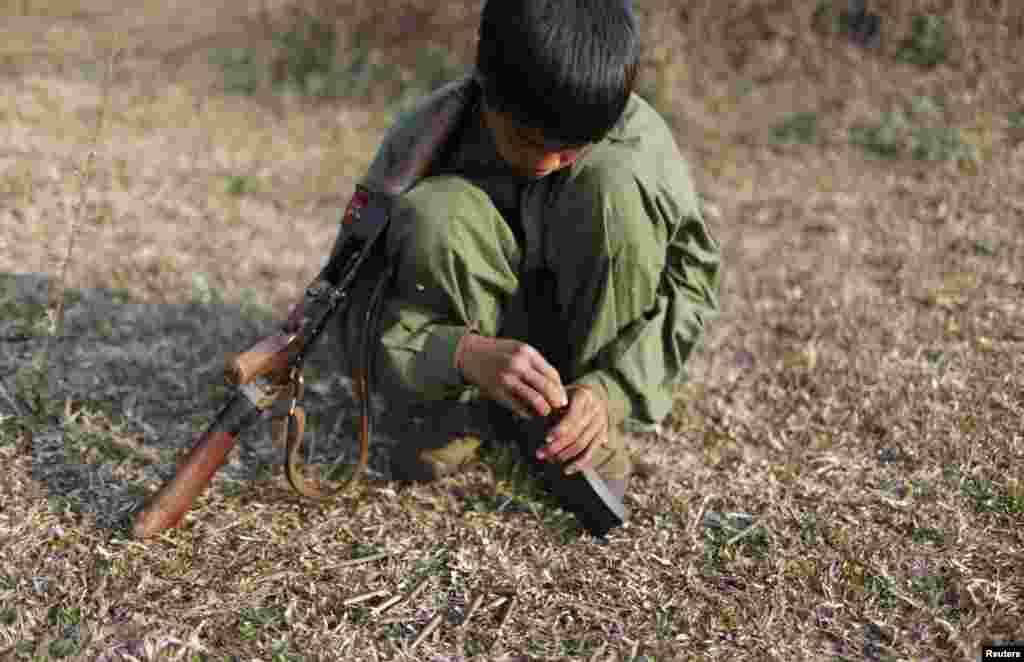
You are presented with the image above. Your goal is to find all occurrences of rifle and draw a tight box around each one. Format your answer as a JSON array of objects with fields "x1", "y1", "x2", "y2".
[
  {"x1": 131, "y1": 188, "x2": 394, "y2": 539},
  {"x1": 131, "y1": 78, "x2": 628, "y2": 539}
]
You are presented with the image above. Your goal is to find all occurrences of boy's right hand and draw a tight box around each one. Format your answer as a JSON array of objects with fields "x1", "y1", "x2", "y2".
[{"x1": 456, "y1": 333, "x2": 568, "y2": 419}]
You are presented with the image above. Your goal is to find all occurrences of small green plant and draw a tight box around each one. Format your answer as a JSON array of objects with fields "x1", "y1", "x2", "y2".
[
  {"x1": 47, "y1": 605, "x2": 81, "y2": 628},
  {"x1": 898, "y1": 14, "x2": 947, "y2": 67},
  {"x1": 1009, "y1": 110, "x2": 1024, "y2": 129},
  {"x1": 910, "y1": 573, "x2": 946, "y2": 608},
  {"x1": 911, "y1": 95, "x2": 944, "y2": 116},
  {"x1": 799, "y1": 512, "x2": 818, "y2": 545},
  {"x1": 48, "y1": 638, "x2": 80, "y2": 659},
  {"x1": 911, "y1": 127, "x2": 976, "y2": 164},
  {"x1": 14, "y1": 351, "x2": 51, "y2": 418},
  {"x1": 190, "y1": 273, "x2": 223, "y2": 306},
  {"x1": 0, "y1": 607, "x2": 16, "y2": 625},
  {"x1": 910, "y1": 526, "x2": 944, "y2": 545},
  {"x1": 654, "y1": 607, "x2": 674, "y2": 640},
  {"x1": 563, "y1": 637, "x2": 596, "y2": 656},
  {"x1": 211, "y1": 48, "x2": 266, "y2": 95},
  {"x1": 771, "y1": 112, "x2": 818, "y2": 145},
  {"x1": 849, "y1": 110, "x2": 908, "y2": 158},
  {"x1": 225, "y1": 174, "x2": 257, "y2": 197},
  {"x1": 273, "y1": 10, "x2": 340, "y2": 96},
  {"x1": 239, "y1": 606, "x2": 286, "y2": 640},
  {"x1": 866, "y1": 573, "x2": 896, "y2": 609}
]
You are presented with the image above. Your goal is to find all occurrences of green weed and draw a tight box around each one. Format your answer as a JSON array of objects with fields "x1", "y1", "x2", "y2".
[
  {"x1": 866, "y1": 573, "x2": 896, "y2": 609},
  {"x1": 13, "y1": 641, "x2": 34, "y2": 659},
  {"x1": 0, "y1": 607, "x2": 16, "y2": 625},
  {"x1": 898, "y1": 14, "x2": 947, "y2": 67},
  {"x1": 211, "y1": 48, "x2": 266, "y2": 95},
  {"x1": 910, "y1": 526, "x2": 944, "y2": 545},
  {"x1": 799, "y1": 512, "x2": 818, "y2": 545},
  {"x1": 910, "y1": 127, "x2": 976, "y2": 164},
  {"x1": 771, "y1": 112, "x2": 818, "y2": 145},
  {"x1": 911, "y1": 95, "x2": 944, "y2": 116},
  {"x1": 910, "y1": 573, "x2": 945, "y2": 608},
  {"x1": 14, "y1": 351, "x2": 55, "y2": 419},
  {"x1": 48, "y1": 638, "x2": 79, "y2": 659},
  {"x1": 190, "y1": 273, "x2": 224, "y2": 306},
  {"x1": 225, "y1": 174, "x2": 257, "y2": 197},
  {"x1": 654, "y1": 607, "x2": 674, "y2": 640},
  {"x1": 1009, "y1": 110, "x2": 1024, "y2": 129},
  {"x1": 563, "y1": 637, "x2": 596, "y2": 656},
  {"x1": 849, "y1": 110, "x2": 908, "y2": 158}
]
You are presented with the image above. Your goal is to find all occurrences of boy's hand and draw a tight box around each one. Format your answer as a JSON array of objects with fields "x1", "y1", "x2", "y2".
[
  {"x1": 457, "y1": 333, "x2": 568, "y2": 419},
  {"x1": 536, "y1": 385, "x2": 608, "y2": 475}
]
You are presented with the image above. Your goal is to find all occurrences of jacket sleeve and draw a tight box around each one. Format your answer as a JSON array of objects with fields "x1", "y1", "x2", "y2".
[{"x1": 572, "y1": 182, "x2": 721, "y2": 428}]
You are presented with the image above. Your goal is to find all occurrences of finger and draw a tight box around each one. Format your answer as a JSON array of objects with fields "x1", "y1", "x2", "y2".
[
  {"x1": 507, "y1": 377, "x2": 553, "y2": 418},
  {"x1": 554, "y1": 415, "x2": 602, "y2": 463},
  {"x1": 520, "y1": 365, "x2": 567, "y2": 412},
  {"x1": 544, "y1": 391, "x2": 595, "y2": 453},
  {"x1": 565, "y1": 435, "x2": 601, "y2": 475},
  {"x1": 530, "y1": 353, "x2": 567, "y2": 407}
]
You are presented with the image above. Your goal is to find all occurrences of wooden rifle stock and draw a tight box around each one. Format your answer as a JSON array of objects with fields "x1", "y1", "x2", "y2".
[{"x1": 132, "y1": 394, "x2": 263, "y2": 539}]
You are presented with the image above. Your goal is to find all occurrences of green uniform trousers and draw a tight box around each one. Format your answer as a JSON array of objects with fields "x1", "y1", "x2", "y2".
[{"x1": 334, "y1": 174, "x2": 664, "y2": 483}]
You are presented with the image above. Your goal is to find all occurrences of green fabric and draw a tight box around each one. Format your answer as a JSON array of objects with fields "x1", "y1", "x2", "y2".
[{"x1": 341, "y1": 79, "x2": 720, "y2": 438}]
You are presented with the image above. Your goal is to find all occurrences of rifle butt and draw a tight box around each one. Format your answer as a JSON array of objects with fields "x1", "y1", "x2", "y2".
[{"x1": 132, "y1": 395, "x2": 261, "y2": 539}]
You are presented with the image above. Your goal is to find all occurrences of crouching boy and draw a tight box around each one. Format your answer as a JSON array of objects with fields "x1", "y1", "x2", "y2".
[{"x1": 326, "y1": 0, "x2": 720, "y2": 509}]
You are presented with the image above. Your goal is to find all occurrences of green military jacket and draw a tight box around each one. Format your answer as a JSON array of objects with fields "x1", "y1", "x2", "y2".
[{"x1": 359, "y1": 77, "x2": 720, "y2": 428}]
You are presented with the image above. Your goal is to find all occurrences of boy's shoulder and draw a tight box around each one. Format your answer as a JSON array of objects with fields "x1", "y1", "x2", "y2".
[
  {"x1": 583, "y1": 93, "x2": 688, "y2": 175},
  {"x1": 560, "y1": 94, "x2": 698, "y2": 215}
]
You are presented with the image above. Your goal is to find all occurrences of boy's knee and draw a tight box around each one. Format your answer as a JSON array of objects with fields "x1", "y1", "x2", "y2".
[
  {"x1": 555, "y1": 165, "x2": 660, "y2": 264},
  {"x1": 387, "y1": 176, "x2": 508, "y2": 269}
]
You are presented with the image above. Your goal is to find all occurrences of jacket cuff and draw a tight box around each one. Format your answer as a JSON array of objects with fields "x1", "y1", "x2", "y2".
[
  {"x1": 572, "y1": 371, "x2": 632, "y2": 430},
  {"x1": 419, "y1": 324, "x2": 475, "y2": 390}
]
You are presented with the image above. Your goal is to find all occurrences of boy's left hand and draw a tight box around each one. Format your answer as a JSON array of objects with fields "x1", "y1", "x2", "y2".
[{"x1": 536, "y1": 385, "x2": 608, "y2": 475}]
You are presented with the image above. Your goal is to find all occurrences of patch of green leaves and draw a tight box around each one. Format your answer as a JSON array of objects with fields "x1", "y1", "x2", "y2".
[
  {"x1": 563, "y1": 637, "x2": 596, "y2": 657},
  {"x1": 771, "y1": 112, "x2": 818, "y2": 145},
  {"x1": 1009, "y1": 110, "x2": 1024, "y2": 129},
  {"x1": 0, "y1": 574, "x2": 15, "y2": 590},
  {"x1": 898, "y1": 14, "x2": 947, "y2": 68},
  {"x1": 910, "y1": 573, "x2": 946, "y2": 608},
  {"x1": 213, "y1": 11, "x2": 460, "y2": 105},
  {"x1": 225, "y1": 175, "x2": 257, "y2": 197},
  {"x1": 64, "y1": 424, "x2": 147, "y2": 465},
  {"x1": 849, "y1": 110, "x2": 908, "y2": 158},
  {"x1": 0, "y1": 607, "x2": 16, "y2": 625},
  {"x1": 654, "y1": 607, "x2": 674, "y2": 640},
  {"x1": 47, "y1": 605, "x2": 81, "y2": 628},
  {"x1": 799, "y1": 512, "x2": 818, "y2": 545},
  {"x1": 48, "y1": 637, "x2": 80, "y2": 659},
  {"x1": 211, "y1": 48, "x2": 267, "y2": 95},
  {"x1": 850, "y1": 107, "x2": 973, "y2": 165},
  {"x1": 866, "y1": 573, "x2": 897, "y2": 609},
  {"x1": 190, "y1": 273, "x2": 224, "y2": 307},
  {"x1": 239, "y1": 288, "x2": 275, "y2": 322},
  {"x1": 911, "y1": 127, "x2": 976, "y2": 164},
  {"x1": 270, "y1": 642, "x2": 303, "y2": 662},
  {"x1": 962, "y1": 477, "x2": 1024, "y2": 516},
  {"x1": 13, "y1": 641, "x2": 35, "y2": 659},
  {"x1": 910, "y1": 526, "x2": 944, "y2": 545},
  {"x1": 239, "y1": 606, "x2": 286, "y2": 640}
]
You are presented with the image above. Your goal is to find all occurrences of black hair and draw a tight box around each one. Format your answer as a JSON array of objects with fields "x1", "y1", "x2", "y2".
[{"x1": 475, "y1": 0, "x2": 640, "y2": 147}]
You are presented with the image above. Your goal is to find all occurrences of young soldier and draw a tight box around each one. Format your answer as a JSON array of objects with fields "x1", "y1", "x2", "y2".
[{"x1": 326, "y1": 0, "x2": 720, "y2": 503}]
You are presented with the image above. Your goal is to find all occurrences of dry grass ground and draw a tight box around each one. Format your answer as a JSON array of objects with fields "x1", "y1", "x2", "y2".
[{"x1": 1, "y1": 1, "x2": 1022, "y2": 660}]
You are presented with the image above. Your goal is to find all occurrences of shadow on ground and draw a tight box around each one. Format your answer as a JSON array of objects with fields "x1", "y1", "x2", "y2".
[{"x1": 0, "y1": 271, "x2": 414, "y2": 531}]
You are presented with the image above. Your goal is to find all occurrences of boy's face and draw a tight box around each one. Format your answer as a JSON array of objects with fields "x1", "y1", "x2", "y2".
[{"x1": 483, "y1": 105, "x2": 590, "y2": 180}]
